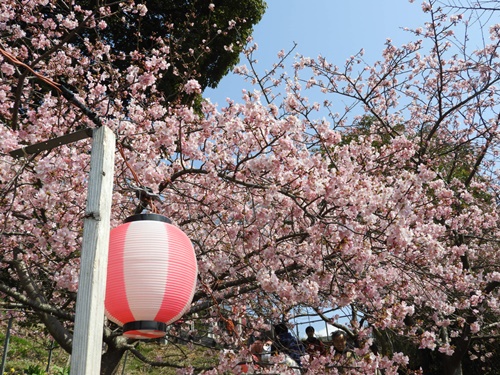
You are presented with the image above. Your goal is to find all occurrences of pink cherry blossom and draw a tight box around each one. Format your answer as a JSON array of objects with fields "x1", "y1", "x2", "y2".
[
  {"x1": 184, "y1": 79, "x2": 202, "y2": 94},
  {"x1": 0, "y1": 1, "x2": 499, "y2": 374}
]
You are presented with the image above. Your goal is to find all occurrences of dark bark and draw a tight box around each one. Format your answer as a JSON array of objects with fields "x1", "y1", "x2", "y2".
[
  {"x1": 12, "y1": 254, "x2": 74, "y2": 353},
  {"x1": 439, "y1": 324, "x2": 471, "y2": 375},
  {"x1": 441, "y1": 354, "x2": 464, "y2": 375},
  {"x1": 100, "y1": 335, "x2": 129, "y2": 375}
]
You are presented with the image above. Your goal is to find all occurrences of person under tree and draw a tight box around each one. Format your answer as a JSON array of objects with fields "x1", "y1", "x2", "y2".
[
  {"x1": 304, "y1": 326, "x2": 326, "y2": 358},
  {"x1": 272, "y1": 323, "x2": 305, "y2": 367}
]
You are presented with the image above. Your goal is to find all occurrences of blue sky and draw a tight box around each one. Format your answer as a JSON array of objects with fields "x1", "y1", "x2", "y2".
[
  {"x1": 205, "y1": 1, "x2": 430, "y2": 339},
  {"x1": 205, "y1": 0, "x2": 428, "y2": 106}
]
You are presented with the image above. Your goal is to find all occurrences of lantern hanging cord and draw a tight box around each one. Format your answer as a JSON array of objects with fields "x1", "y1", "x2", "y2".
[{"x1": 117, "y1": 143, "x2": 160, "y2": 214}]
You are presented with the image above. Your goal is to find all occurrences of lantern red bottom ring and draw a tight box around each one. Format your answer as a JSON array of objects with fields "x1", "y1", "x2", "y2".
[{"x1": 123, "y1": 320, "x2": 167, "y2": 339}]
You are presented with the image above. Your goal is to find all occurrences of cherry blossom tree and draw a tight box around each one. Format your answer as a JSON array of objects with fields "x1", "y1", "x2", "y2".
[
  {"x1": 76, "y1": 0, "x2": 266, "y2": 104},
  {"x1": 0, "y1": 0, "x2": 499, "y2": 374}
]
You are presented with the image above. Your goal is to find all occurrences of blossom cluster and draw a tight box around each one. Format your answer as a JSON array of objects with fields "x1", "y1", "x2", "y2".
[{"x1": 0, "y1": 0, "x2": 499, "y2": 373}]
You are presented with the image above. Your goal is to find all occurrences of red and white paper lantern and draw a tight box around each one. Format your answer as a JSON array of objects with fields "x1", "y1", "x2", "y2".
[{"x1": 105, "y1": 214, "x2": 198, "y2": 339}]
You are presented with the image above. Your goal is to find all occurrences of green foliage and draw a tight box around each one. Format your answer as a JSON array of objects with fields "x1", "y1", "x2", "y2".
[
  {"x1": 341, "y1": 115, "x2": 405, "y2": 148},
  {"x1": 7, "y1": 336, "x2": 46, "y2": 364},
  {"x1": 118, "y1": 341, "x2": 218, "y2": 374},
  {"x1": 0, "y1": 327, "x2": 68, "y2": 375},
  {"x1": 0, "y1": 327, "x2": 216, "y2": 374},
  {"x1": 77, "y1": 0, "x2": 267, "y2": 103},
  {"x1": 22, "y1": 365, "x2": 46, "y2": 375},
  {"x1": 50, "y1": 366, "x2": 69, "y2": 375}
]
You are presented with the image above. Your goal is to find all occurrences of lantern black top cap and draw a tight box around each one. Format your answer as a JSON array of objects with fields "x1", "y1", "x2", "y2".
[{"x1": 124, "y1": 213, "x2": 172, "y2": 224}]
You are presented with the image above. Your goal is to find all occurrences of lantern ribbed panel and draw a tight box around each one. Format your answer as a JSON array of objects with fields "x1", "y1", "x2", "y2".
[
  {"x1": 105, "y1": 218, "x2": 197, "y2": 338},
  {"x1": 154, "y1": 224, "x2": 197, "y2": 323}
]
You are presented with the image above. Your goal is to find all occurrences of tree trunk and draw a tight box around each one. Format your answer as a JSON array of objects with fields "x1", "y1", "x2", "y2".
[
  {"x1": 439, "y1": 328, "x2": 469, "y2": 375},
  {"x1": 441, "y1": 354, "x2": 463, "y2": 375},
  {"x1": 100, "y1": 336, "x2": 128, "y2": 375}
]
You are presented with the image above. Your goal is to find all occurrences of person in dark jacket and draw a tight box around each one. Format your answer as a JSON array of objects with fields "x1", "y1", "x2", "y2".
[{"x1": 273, "y1": 323, "x2": 305, "y2": 367}]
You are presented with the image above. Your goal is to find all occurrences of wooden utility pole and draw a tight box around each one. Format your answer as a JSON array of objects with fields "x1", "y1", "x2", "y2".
[
  {"x1": 70, "y1": 126, "x2": 115, "y2": 375},
  {"x1": 10, "y1": 126, "x2": 115, "y2": 373}
]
